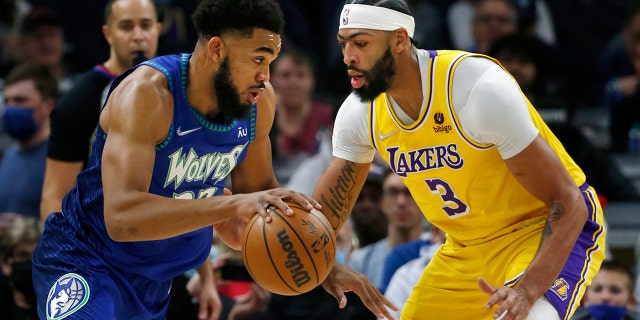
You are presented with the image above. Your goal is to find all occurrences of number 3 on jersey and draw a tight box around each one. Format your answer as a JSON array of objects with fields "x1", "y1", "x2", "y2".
[{"x1": 424, "y1": 178, "x2": 469, "y2": 217}]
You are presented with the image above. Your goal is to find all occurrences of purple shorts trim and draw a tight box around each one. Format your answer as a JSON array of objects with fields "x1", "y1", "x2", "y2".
[{"x1": 543, "y1": 183, "x2": 606, "y2": 320}]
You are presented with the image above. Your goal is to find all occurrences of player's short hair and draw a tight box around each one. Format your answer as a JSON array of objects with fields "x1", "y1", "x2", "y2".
[{"x1": 191, "y1": 0, "x2": 284, "y2": 41}]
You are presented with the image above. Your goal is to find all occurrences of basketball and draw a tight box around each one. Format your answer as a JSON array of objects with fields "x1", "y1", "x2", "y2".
[{"x1": 241, "y1": 201, "x2": 336, "y2": 296}]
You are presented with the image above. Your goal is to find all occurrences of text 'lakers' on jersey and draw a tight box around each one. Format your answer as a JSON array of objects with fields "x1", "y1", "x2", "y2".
[{"x1": 369, "y1": 50, "x2": 585, "y2": 246}]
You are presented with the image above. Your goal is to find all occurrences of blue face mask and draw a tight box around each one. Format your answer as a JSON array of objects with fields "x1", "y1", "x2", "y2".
[
  {"x1": 336, "y1": 248, "x2": 348, "y2": 264},
  {"x1": 1, "y1": 106, "x2": 38, "y2": 142},
  {"x1": 587, "y1": 304, "x2": 628, "y2": 320}
]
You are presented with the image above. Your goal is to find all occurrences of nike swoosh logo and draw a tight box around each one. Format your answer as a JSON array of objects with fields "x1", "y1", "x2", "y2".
[
  {"x1": 177, "y1": 127, "x2": 202, "y2": 136},
  {"x1": 379, "y1": 130, "x2": 397, "y2": 140}
]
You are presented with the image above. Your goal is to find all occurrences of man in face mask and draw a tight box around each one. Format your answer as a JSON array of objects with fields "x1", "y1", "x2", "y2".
[
  {"x1": 570, "y1": 260, "x2": 637, "y2": 320},
  {"x1": 0, "y1": 63, "x2": 58, "y2": 219},
  {"x1": 0, "y1": 216, "x2": 43, "y2": 320}
]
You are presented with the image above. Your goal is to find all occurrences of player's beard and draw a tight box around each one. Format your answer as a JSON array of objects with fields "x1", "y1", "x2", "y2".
[
  {"x1": 212, "y1": 57, "x2": 253, "y2": 123},
  {"x1": 351, "y1": 47, "x2": 396, "y2": 102}
]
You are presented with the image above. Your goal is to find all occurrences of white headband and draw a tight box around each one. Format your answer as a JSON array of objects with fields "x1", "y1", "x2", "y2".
[{"x1": 339, "y1": 4, "x2": 415, "y2": 38}]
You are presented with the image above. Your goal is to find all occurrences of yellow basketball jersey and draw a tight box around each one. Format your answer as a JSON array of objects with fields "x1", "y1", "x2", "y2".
[{"x1": 370, "y1": 50, "x2": 586, "y2": 246}]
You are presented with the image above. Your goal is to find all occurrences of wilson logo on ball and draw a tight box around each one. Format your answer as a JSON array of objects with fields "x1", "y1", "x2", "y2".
[
  {"x1": 277, "y1": 228, "x2": 311, "y2": 287},
  {"x1": 242, "y1": 201, "x2": 336, "y2": 296}
]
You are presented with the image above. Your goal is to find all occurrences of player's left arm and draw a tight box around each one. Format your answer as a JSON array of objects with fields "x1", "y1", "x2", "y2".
[
  {"x1": 500, "y1": 135, "x2": 586, "y2": 300},
  {"x1": 464, "y1": 61, "x2": 587, "y2": 318}
]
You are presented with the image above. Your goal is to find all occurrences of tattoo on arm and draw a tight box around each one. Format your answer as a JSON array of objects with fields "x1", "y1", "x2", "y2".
[
  {"x1": 537, "y1": 201, "x2": 564, "y2": 252},
  {"x1": 319, "y1": 161, "x2": 358, "y2": 231}
]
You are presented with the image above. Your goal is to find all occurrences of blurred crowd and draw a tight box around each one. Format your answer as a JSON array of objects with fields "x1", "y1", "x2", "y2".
[{"x1": 1, "y1": 0, "x2": 640, "y2": 319}]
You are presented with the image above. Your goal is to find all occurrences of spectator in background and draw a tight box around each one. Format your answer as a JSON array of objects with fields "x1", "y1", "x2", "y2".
[
  {"x1": 509, "y1": 0, "x2": 555, "y2": 46},
  {"x1": 17, "y1": 7, "x2": 76, "y2": 94},
  {"x1": 383, "y1": 226, "x2": 445, "y2": 320},
  {"x1": 488, "y1": 33, "x2": 560, "y2": 112},
  {"x1": 570, "y1": 260, "x2": 637, "y2": 320},
  {"x1": 269, "y1": 48, "x2": 335, "y2": 184},
  {"x1": 546, "y1": 0, "x2": 630, "y2": 109},
  {"x1": 489, "y1": 33, "x2": 640, "y2": 203},
  {"x1": 0, "y1": 63, "x2": 57, "y2": 220},
  {"x1": 348, "y1": 169, "x2": 426, "y2": 290},
  {"x1": 285, "y1": 128, "x2": 333, "y2": 196},
  {"x1": 407, "y1": 0, "x2": 449, "y2": 49},
  {"x1": 0, "y1": 216, "x2": 43, "y2": 320},
  {"x1": 447, "y1": 0, "x2": 555, "y2": 53},
  {"x1": 599, "y1": 2, "x2": 640, "y2": 107},
  {"x1": 469, "y1": 0, "x2": 517, "y2": 54},
  {"x1": 378, "y1": 225, "x2": 443, "y2": 294},
  {"x1": 154, "y1": 0, "x2": 200, "y2": 55},
  {"x1": 40, "y1": 0, "x2": 161, "y2": 220},
  {"x1": 0, "y1": 0, "x2": 31, "y2": 77},
  {"x1": 350, "y1": 165, "x2": 387, "y2": 249},
  {"x1": 447, "y1": 0, "x2": 478, "y2": 51},
  {"x1": 599, "y1": 2, "x2": 640, "y2": 154}
]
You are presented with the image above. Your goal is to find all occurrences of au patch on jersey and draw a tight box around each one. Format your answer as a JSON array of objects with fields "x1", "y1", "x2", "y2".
[{"x1": 46, "y1": 273, "x2": 90, "y2": 320}]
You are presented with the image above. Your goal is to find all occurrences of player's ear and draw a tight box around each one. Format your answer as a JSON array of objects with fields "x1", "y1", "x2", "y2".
[
  {"x1": 392, "y1": 28, "x2": 409, "y2": 53},
  {"x1": 207, "y1": 36, "x2": 225, "y2": 63}
]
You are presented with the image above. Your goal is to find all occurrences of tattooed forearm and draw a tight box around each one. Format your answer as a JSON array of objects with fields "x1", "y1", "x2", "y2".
[
  {"x1": 319, "y1": 161, "x2": 358, "y2": 231},
  {"x1": 537, "y1": 201, "x2": 565, "y2": 252}
]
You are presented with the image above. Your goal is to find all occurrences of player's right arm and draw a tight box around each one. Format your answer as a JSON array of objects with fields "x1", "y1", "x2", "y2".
[
  {"x1": 313, "y1": 94, "x2": 397, "y2": 320},
  {"x1": 313, "y1": 158, "x2": 370, "y2": 232},
  {"x1": 100, "y1": 66, "x2": 308, "y2": 244},
  {"x1": 313, "y1": 93, "x2": 376, "y2": 232}
]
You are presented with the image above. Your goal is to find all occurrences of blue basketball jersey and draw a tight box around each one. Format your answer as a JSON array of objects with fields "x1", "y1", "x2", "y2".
[{"x1": 33, "y1": 53, "x2": 256, "y2": 319}]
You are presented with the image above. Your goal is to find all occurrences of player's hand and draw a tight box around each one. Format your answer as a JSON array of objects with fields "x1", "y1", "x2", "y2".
[
  {"x1": 235, "y1": 188, "x2": 321, "y2": 223},
  {"x1": 478, "y1": 277, "x2": 532, "y2": 320},
  {"x1": 321, "y1": 262, "x2": 398, "y2": 320}
]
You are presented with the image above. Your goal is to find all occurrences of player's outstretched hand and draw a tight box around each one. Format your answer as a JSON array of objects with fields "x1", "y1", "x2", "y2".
[
  {"x1": 321, "y1": 262, "x2": 398, "y2": 320},
  {"x1": 478, "y1": 277, "x2": 532, "y2": 320}
]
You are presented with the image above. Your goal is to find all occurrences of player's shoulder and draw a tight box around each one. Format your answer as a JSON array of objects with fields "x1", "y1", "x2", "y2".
[
  {"x1": 336, "y1": 93, "x2": 368, "y2": 116},
  {"x1": 455, "y1": 54, "x2": 500, "y2": 74}
]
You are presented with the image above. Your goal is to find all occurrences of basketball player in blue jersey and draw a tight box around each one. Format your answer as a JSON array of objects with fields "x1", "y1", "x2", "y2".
[
  {"x1": 313, "y1": 0, "x2": 606, "y2": 319},
  {"x1": 30, "y1": 0, "x2": 397, "y2": 319}
]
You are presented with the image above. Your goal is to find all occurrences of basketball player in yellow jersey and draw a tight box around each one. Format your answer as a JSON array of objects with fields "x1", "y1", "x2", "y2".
[{"x1": 314, "y1": 1, "x2": 606, "y2": 319}]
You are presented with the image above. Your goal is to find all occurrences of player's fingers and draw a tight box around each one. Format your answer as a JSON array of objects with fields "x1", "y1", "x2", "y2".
[
  {"x1": 321, "y1": 281, "x2": 347, "y2": 308},
  {"x1": 359, "y1": 286, "x2": 397, "y2": 320},
  {"x1": 478, "y1": 277, "x2": 497, "y2": 296},
  {"x1": 487, "y1": 288, "x2": 509, "y2": 310},
  {"x1": 278, "y1": 192, "x2": 313, "y2": 214},
  {"x1": 222, "y1": 188, "x2": 232, "y2": 196},
  {"x1": 257, "y1": 203, "x2": 273, "y2": 223}
]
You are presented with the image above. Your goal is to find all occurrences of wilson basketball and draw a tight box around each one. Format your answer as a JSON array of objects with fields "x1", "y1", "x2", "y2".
[{"x1": 241, "y1": 201, "x2": 336, "y2": 296}]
